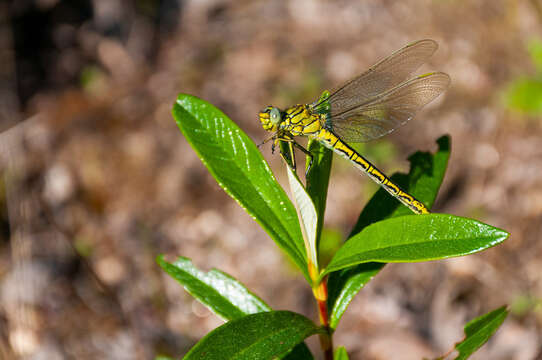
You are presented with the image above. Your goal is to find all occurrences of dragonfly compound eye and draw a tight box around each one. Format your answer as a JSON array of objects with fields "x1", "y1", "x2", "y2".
[
  {"x1": 269, "y1": 107, "x2": 281, "y2": 126},
  {"x1": 259, "y1": 106, "x2": 281, "y2": 132}
]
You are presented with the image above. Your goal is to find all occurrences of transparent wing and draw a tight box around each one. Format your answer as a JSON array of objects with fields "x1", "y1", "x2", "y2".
[
  {"x1": 324, "y1": 39, "x2": 439, "y2": 112},
  {"x1": 328, "y1": 72, "x2": 450, "y2": 143}
]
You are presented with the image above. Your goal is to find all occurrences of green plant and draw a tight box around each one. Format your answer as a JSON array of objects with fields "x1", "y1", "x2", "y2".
[
  {"x1": 159, "y1": 94, "x2": 510, "y2": 359},
  {"x1": 504, "y1": 38, "x2": 542, "y2": 115}
]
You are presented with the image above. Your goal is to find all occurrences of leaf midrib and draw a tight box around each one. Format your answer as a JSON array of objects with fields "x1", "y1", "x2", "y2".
[
  {"x1": 329, "y1": 235, "x2": 504, "y2": 270},
  {"x1": 232, "y1": 324, "x2": 318, "y2": 360}
]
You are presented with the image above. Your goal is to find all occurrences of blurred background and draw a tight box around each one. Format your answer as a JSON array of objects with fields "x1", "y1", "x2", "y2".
[{"x1": 1, "y1": 0, "x2": 542, "y2": 359}]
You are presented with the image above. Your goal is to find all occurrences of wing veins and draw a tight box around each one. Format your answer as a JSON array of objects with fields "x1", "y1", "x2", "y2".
[
  {"x1": 331, "y1": 72, "x2": 450, "y2": 118},
  {"x1": 327, "y1": 72, "x2": 450, "y2": 142},
  {"x1": 318, "y1": 39, "x2": 439, "y2": 109}
]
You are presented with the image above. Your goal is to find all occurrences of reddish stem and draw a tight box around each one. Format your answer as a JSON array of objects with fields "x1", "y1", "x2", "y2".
[{"x1": 314, "y1": 277, "x2": 333, "y2": 360}]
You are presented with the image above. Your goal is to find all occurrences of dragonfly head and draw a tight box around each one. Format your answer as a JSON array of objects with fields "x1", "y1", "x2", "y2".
[{"x1": 259, "y1": 106, "x2": 283, "y2": 132}]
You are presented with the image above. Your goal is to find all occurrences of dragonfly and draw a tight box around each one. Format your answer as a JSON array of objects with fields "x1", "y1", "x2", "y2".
[{"x1": 258, "y1": 39, "x2": 450, "y2": 214}]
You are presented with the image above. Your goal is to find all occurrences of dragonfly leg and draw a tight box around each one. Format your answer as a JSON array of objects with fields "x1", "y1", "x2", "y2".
[
  {"x1": 279, "y1": 138, "x2": 314, "y2": 174},
  {"x1": 274, "y1": 136, "x2": 314, "y2": 174},
  {"x1": 291, "y1": 141, "x2": 314, "y2": 174},
  {"x1": 275, "y1": 136, "x2": 299, "y2": 170},
  {"x1": 271, "y1": 137, "x2": 282, "y2": 154},
  {"x1": 281, "y1": 141, "x2": 297, "y2": 170},
  {"x1": 257, "y1": 134, "x2": 277, "y2": 149}
]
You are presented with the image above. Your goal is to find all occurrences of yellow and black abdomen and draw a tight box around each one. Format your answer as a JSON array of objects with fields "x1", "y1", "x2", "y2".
[
  {"x1": 278, "y1": 104, "x2": 429, "y2": 214},
  {"x1": 313, "y1": 128, "x2": 430, "y2": 214}
]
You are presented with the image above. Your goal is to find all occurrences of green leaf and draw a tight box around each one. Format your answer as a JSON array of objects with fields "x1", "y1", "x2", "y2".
[
  {"x1": 503, "y1": 38, "x2": 542, "y2": 115},
  {"x1": 454, "y1": 306, "x2": 509, "y2": 360},
  {"x1": 351, "y1": 135, "x2": 450, "y2": 233},
  {"x1": 324, "y1": 214, "x2": 508, "y2": 275},
  {"x1": 392, "y1": 135, "x2": 450, "y2": 217},
  {"x1": 282, "y1": 342, "x2": 314, "y2": 360},
  {"x1": 306, "y1": 140, "x2": 333, "y2": 250},
  {"x1": 157, "y1": 255, "x2": 270, "y2": 321},
  {"x1": 173, "y1": 94, "x2": 308, "y2": 280},
  {"x1": 327, "y1": 262, "x2": 384, "y2": 329},
  {"x1": 504, "y1": 77, "x2": 542, "y2": 115},
  {"x1": 327, "y1": 136, "x2": 450, "y2": 329},
  {"x1": 158, "y1": 256, "x2": 314, "y2": 359},
  {"x1": 183, "y1": 311, "x2": 323, "y2": 360},
  {"x1": 287, "y1": 165, "x2": 318, "y2": 268},
  {"x1": 528, "y1": 38, "x2": 542, "y2": 73},
  {"x1": 334, "y1": 347, "x2": 349, "y2": 360}
]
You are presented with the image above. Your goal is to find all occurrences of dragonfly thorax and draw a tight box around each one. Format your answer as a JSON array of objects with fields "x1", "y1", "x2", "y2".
[{"x1": 259, "y1": 106, "x2": 283, "y2": 132}]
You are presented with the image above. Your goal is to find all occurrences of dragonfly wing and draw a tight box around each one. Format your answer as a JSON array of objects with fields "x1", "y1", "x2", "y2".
[
  {"x1": 328, "y1": 72, "x2": 450, "y2": 143},
  {"x1": 325, "y1": 39, "x2": 439, "y2": 112}
]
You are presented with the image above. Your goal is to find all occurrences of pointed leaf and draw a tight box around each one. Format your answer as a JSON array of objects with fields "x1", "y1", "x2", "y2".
[
  {"x1": 306, "y1": 140, "x2": 333, "y2": 250},
  {"x1": 324, "y1": 214, "x2": 508, "y2": 275},
  {"x1": 454, "y1": 306, "x2": 508, "y2": 360},
  {"x1": 287, "y1": 165, "x2": 318, "y2": 268},
  {"x1": 327, "y1": 262, "x2": 384, "y2": 329},
  {"x1": 327, "y1": 136, "x2": 450, "y2": 329},
  {"x1": 351, "y1": 135, "x2": 450, "y2": 234},
  {"x1": 173, "y1": 94, "x2": 307, "y2": 279},
  {"x1": 334, "y1": 347, "x2": 349, "y2": 360},
  {"x1": 157, "y1": 255, "x2": 270, "y2": 321},
  {"x1": 393, "y1": 135, "x2": 451, "y2": 217},
  {"x1": 158, "y1": 256, "x2": 314, "y2": 359},
  {"x1": 183, "y1": 311, "x2": 323, "y2": 359}
]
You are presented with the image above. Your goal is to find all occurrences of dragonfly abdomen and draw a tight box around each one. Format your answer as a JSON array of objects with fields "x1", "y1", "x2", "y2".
[{"x1": 313, "y1": 128, "x2": 430, "y2": 214}]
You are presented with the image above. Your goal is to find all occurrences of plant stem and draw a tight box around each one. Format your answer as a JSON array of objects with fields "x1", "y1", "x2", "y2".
[
  {"x1": 318, "y1": 299, "x2": 333, "y2": 360},
  {"x1": 313, "y1": 275, "x2": 333, "y2": 360}
]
